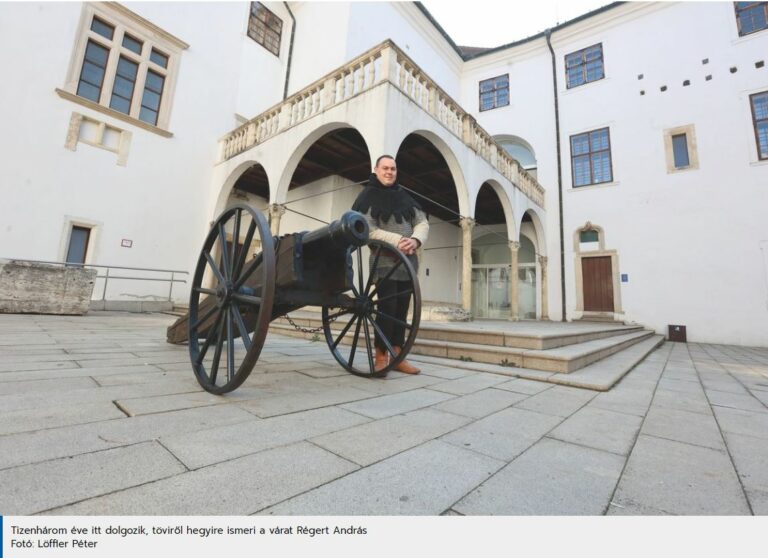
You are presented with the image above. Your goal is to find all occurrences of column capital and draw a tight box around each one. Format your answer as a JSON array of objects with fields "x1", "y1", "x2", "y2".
[
  {"x1": 509, "y1": 240, "x2": 520, "y2": 251},
  {"x1": 459, "y1": 217, "x2": 475, "y2": 231},
  {"x1": 269, "y1": 203, "x2": 286, "y2": 217},
  {"x1": 538, "y1": 255, "x2": 548, "y2": 266}
]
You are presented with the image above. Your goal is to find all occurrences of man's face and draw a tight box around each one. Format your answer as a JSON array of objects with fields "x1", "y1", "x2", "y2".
[{"x1": 374, "y1": 157, "x2": 397, "y2": 187}]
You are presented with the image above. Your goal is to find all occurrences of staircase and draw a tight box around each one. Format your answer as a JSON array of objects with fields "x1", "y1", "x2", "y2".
[{"x1": 268, "y1": 310, "x2": 664, "y2": 390}]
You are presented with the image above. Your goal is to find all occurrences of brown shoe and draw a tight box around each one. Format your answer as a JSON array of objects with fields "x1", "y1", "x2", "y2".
[
  {"x1": 393, "y1": 346, "x2": 420, "y2": 374},
  {"x1": 374, "y1": 347, "x2": 389, "y2": 372}
]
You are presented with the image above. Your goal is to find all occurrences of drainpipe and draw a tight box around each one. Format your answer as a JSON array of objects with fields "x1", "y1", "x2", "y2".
[
  {"x1": 282, "y1": 2, "x2": 296, "y2": 99},
  {"x1": 545, "y1": 28, "x2": 567, "y2": 322}
]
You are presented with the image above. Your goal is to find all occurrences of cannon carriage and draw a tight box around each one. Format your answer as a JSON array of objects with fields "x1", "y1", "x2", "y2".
[{"x1": 167, "y1": 205, "x2": 421, "y2": 394}]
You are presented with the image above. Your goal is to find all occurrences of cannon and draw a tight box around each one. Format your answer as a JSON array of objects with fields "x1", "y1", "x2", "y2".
[{"x1": 167, "y1": 205, "x2": 421, "y2": 394}]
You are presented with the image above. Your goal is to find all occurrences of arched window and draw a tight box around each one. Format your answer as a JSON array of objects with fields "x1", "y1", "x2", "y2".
[{"x1": 494, "y1": 135, "x2": 537, "y2": 176}]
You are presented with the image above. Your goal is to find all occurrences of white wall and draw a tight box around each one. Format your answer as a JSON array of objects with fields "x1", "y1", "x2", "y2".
[{"x1": 551, "y1": 3, "x2": 768, "y2": 345}]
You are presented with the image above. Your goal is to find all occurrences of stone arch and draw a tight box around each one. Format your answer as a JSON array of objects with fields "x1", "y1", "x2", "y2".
[
  {"x1": 494, "y1": 134, "x2": 537, "y2": 173},
  {"x1": 395, "y1": 129, "x2": 470, "y2": 218},
  {"x1": 521, "y1": 207, "x2": 547, "y2": 256},
  {"x1": 274, "y1": 121, "x2": 370, "y2": 205},
  {"x1": 213, "y1": 160, "x2": 270, "y2": 219},
  {"x1": 473, "y1": 179, "x2": 517, "y2": 240}
]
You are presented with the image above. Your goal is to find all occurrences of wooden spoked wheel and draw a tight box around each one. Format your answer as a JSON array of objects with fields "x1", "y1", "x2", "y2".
[
  {"x1": 322, "y1": 240, "x2": 421, "y2": 377},
  {"x1": 188, "y1": 204, "x2": 275, "y2": 394}
]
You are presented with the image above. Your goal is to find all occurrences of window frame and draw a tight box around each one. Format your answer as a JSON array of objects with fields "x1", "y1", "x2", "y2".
[
  {"x1": 663, "y1": 124, "x2": 700, "y2": 173},
  {"x1": 565, "y1": 43, "x2": 605, "y2": 89},
  {"x1": 734, "y1": 2, "x2": 768, "y2": 37},
  {"x1": 248, "y1": 2, "x2": 283, "y2": 56},
  {"x1": 750, "y1": 91, "x2": 768, "y2": 160},
  {"x1": 478, "y1": 74, "x2": 510, "y2": 112},
  {"x1": 569, "y1": 127, "x2": 613, "y2": 187},
  {"x1": 59, "y1": 3, "x2": 188, "y2": 135}
]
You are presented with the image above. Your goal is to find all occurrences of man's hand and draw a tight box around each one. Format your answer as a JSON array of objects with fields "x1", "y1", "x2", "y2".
[{"x1": 397, "y1": 237, "x2": 420, "y2": 255}]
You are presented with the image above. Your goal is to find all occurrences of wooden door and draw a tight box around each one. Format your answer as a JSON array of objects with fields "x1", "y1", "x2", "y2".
[{"x1": 582, "y1": 256, "x2": 614, "y2": 312}]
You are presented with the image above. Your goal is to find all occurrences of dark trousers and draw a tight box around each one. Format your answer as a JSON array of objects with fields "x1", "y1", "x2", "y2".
[{"x1": 374, "y1": 279, "x2": 411, "y2": 352}]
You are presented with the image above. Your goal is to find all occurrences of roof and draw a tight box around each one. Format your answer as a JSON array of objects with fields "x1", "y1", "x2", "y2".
[{"x1": 413, "y1": 1, "x2": 626, "y2": 61}]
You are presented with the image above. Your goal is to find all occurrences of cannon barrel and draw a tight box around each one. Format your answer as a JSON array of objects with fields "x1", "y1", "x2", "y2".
[{"x1": 300, "y1": 210, "x2": 369, "y2": 248}]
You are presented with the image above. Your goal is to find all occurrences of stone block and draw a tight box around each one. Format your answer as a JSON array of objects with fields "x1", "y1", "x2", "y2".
[
  {"x1": 454, "y1": 438, "x2": 625, "y2": 515},
  {"x1": 260, "y1": 440, "x2": 504, "y2": 515},
  {"x1": 641, "y1": 406, "x2": 725, "y2": 450},
  {"x1": 45, "y1": 442, "x2": 358, "y2": 515},
  {"x1": 548, "y1": 406, "x2": 642, "y2": 455},
  {"x1": 0, "y1": 260, "x2": 96, "y2": 315},
  {"x1": 339, "y1": 388, "x2": 455, "y2": 419}
]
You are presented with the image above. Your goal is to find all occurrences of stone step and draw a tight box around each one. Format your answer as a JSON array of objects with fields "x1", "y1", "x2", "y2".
[
  {"x1": 271, "y1": 311, "x2": 644, "y2": 349},
  {"x1": 268, "y1": 318, "x2": 656, "y2": 374},
  {"x1": 408, "y1": 335, "x2": 666, "y2": 391}
]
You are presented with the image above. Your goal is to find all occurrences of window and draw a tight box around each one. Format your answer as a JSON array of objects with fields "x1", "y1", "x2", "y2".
[
  {"x1": 565, "y1": 44, "x2": 605, "y2": 89},
  {"x1": 248, "y1": 2, "x2": 283, "y2": 56},
  {"x1": 663, "y1": 125, "x2": 699, "y2": 172},
  {"x1": 735, "y1": 2, "x2": 768, "y2": 36},
  {"x1": 479, "y1": 75, "x2": 509, "y2": 111},
  {"x1": 59, "y1": 3, "x2": 188, "y2": 134},
  {"x1": 671, "y1": 134, "x2": 690, "y2": 168},
  {"x1": 570, "y1": 128, "x2": 613, "y2": 187},
  {"x1": 751, "y1": 91, "x2": 768, "y2": 160},
  {"x1": 580, "y1": 230, "x2": 599, "y2": 243},
  {"x1": 66, "y1": 226, "x2": 91, "y2": 265}
]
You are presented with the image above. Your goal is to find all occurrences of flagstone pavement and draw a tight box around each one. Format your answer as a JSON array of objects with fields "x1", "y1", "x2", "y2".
[{"x1": 0, "y1": 311, "x2": 767, "y2": 516}]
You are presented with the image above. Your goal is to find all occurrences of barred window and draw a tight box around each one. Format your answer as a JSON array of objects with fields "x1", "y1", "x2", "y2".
[
  {"x1": 570, "y1": 128, "x2": 613, "y2": 187},
  {"x1": 565, "y1": 44, "x2": 605, "y2": 89},
  {"x1": 479, "y1": 74, "x2": 509, "y2": 112},
  {"x1": 248, "y1": 2, "x2": 283, "y2": 56},
  {"x1": 735, "y1": 2, "x2": 768, "y2": 36},
  {"x1": 751, "y1": 91, "x2": 768, "y2": 160}
]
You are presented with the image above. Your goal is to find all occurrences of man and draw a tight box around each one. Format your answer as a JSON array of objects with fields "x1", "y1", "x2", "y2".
[{"x1": 351, "y1": 155, "x2": 429, "y2": 374}]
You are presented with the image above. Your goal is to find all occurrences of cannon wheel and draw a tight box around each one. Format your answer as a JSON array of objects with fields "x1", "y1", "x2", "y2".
[
  {"x1": 188, "y1": 204, "x2": 275, "y2": 394},
  {"x1": 322, "y1": 240, "x2": 421, "y2": 378}
]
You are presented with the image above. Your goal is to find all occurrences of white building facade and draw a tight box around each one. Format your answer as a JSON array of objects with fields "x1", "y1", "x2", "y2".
[{"x1": 0, "y1": 1, "x2": 766, "y2": 347}]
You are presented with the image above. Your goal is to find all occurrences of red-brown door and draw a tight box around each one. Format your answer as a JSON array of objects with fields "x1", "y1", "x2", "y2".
[{"x1": 582, "y1": 256, "x2": 614, "y2": 312}]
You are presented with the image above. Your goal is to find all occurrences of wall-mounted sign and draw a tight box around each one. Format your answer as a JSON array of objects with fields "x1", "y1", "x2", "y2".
[
  {"x1": 121, "y1": 239, "x2": 133, "y2": 248},
  {"x1": 621, "y1": 273, "x2": 628, "y2": 283}
]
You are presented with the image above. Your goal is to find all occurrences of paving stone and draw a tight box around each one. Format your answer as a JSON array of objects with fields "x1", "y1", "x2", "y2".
[
  {"x1": 514, "y1": 385, "x2": 596, "y2": 417},
  {"x1": 0, "y1": 364, "x2": 168, "y2": 383},
  {"x1": 701, "y1": 379, "x2": 749, "y2": 395},
  {"x1": 427, "y1": 373, "x2": 509, "y2": 396},
  {"x1": 548, "y1": 406, "x2": 642, "y2": 455},
  {"x1": 237, "y1": 386, "x2": 376, "y2": 418},
  {"x1": 605, "y1": 501, "x2": 672, "y2": 515},
  {"x1": 0, "y1": 376, "x2": 97, "y2": 395},
  {"x1": 722, "y1": 431, "x2": 768, "y2": 493},
  {"x1": 494, "y1": 378, "x2": 553, "y2": 395},
  {"x1": 0, "y1": 405, "x2": 257, "y2": 470},
  {"x1": 641, "y1": 406, "x2": 725, "y2": 450},
  {"x1": 0, "y1": 442, "x2": 186, "y2": 514},
  {"x1": 161, "y1": 407, "x2": 370, "y2": 469},
  {"x1": 656, "y1": 378, "x2": 705, "y2": 395},
  {"x1": 45, "y1": 442, "x2": 358, "y2": 515},
  {"x1": 0, "y1": 400, "x2": 127, "y2": 435},
  {"x1": 454, "y1": 438, "x2": 625, "y2": 515},
  {"x1": 706, "y1": 390, "x2": 768, "y2": 413},
  {"x1": 320, "y1": 374, "x2": 442, "y2": 396},
  {"x1": 612, "y1": 434, "x2": 750, "y2": 515},
  {"x1": 589, "y1": 386, "x2": 654, "y2": 417},
  {"x1": 339, "y1": 388, "x2": 455, "y2": 419},
  {"x1": 745, "y1": 489, "x2": 768, "y2": 514},
  {"x1": 311, "y1": 408, "x2": 471, "y2": 466},
  {"x1": 441, "y1": 407, "x2": 562, "y2": 461},
  {"x1": 713, "y1": 407, "x2": 768, "y2": 440},
  {"x1": 260, "y1": 440, "x2": 504, "y2": 515},
  {"x1": 116, "y1": 392, "x2": 229, "y2": 416},
  {"x1": 651, "y1": 388, "x2": 712, "y2": 415},
  {"x1": 432, "y1": 388, "x2": 528, "y2": 419}
]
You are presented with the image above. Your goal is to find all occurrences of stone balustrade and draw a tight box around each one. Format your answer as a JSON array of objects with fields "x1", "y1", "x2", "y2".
[{"x1": 218, "y1": 40, "x2": 545, "y2": 208}]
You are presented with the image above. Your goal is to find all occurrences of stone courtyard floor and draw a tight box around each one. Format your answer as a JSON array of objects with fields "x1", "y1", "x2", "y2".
[{"x1": 0, "y1": 311, "x2": 767, "y2": 516}]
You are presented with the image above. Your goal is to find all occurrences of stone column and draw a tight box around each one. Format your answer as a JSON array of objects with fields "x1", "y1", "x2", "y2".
[
  {"x1": 268, "y1": 204, "x2": 286, "y2": 236},
  {"x1": 538, "y1": 255, "x2": 549, "y2": 320},
  {"x1": 459, "y1": 217, "x2": 475, "y2": 313},
  {"x1": 509, "y1": 241, "x2": 520, "y2": 321}
]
